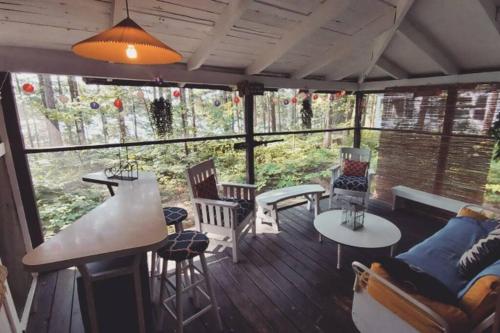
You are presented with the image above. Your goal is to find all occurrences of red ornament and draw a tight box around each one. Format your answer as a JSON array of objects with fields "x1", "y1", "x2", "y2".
[
  {"x1": 233, "y1": 96, "x2": 240, "y2": 104},
  {"x1": 22, "y1": 83, "x2": 34, "y2": 94},
  {"x1": 173, "y1": 90, "x2": 181, "y2": 98},
  {"x1": 114, "y1": 98, "x2": 123, "y2": 109},
  {"x1": 291, "y1": 96, "x2": 297, "y2": 104},
  {"x1": 313, "y1": 94, "x2": 319, "y2": 100}
]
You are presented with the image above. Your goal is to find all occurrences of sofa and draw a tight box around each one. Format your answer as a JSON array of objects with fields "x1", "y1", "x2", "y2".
[{"x1": 351, "y1": 205, "x2": 499, "y2": 333}]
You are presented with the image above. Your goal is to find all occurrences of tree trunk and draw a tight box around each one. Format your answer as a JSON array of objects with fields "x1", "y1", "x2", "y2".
[
  {"x1": 14, "y1": 75, "x2": 35, "y2": 147},
  {"x1": 180, "y1": 88, "x2": 189, "y2": 155},
  {"x1": 270, "y1": 92, "x2": 277, "y2": 132},
  {"x1": 132, "y1": 98, "x2": 139, "y2": 140},
  {"x1": 277, "y1": 94, "x2": 281, "y2": 131},
  {"x1": 67, "y1": 76, "x2": 87, "y2": 144},
  {"x1": 323, "y1": 98, "x2": 334, "y2": 148},
  {"x1": 38, "y1": 74, "x2": 63, "y2": 146},
  {"x1": 234, "y1": 92, "x2": 241, "y2": 132},
  {"x1": 186, "y1": 89, "x2": 197, "y2": 137}
]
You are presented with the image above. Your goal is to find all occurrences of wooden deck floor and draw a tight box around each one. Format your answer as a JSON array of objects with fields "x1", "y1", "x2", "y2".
[{"x1": 26, "y1": 199, "x2": 446, "y2": 333}]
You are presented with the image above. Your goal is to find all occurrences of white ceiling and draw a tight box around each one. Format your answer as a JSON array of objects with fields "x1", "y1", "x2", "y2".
[{"x1": 1, "y1": 0, "x2": 500, "y2": 87}]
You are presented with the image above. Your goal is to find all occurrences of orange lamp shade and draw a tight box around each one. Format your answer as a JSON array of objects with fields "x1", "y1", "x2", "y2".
[{"x1": 72, "y1": 17, "x2": 182, "y2": 65}]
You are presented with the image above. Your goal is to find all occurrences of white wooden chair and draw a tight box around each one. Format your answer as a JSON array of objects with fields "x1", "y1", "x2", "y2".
[
  {"x1": 186, "y1": 159, "x2": 256, "y2": 263},
  {"x1": 329, "y1": 147, "x2": 374, "y2": 209}
]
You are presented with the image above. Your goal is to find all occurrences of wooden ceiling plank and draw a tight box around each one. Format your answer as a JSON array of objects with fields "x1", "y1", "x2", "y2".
[
  {"x1": 187, "y1": 0, "x2": 253, "y2": 71},
  {"x1": 245, "y1": 0, "x2": 351, "y2": 75},
  {"x1": 476, "y1": 0, "x2": 500, "y2": 36},
  {"x1": 292, "y1": 4, "x2": 395, "y2": 80},
  {"x1": 397, "y1": 19, "x2": 459, "y2": 75},
  {"x1": 375, "y1": 56, "x2": 408, "y2": 79},
  {"x1": 357, "y1": 0, "x2": 415, "y2": 84},
  {"x1": 112, "y1": 0, "x2": 126, "y2": 25}
]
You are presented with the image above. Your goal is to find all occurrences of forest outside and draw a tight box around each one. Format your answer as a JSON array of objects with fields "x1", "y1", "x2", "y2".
[{"x1": 14, "y1": 73, "x2": 355, "y2": 237}]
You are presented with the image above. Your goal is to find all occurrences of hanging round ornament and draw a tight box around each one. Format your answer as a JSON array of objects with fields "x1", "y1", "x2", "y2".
[
  {"x1": 90, "y1": 101, "x2": 100, "y2": 109},
  {"x1": 233, "y1": 96, "x2": 240, "y2": 104},
  {"x1": 291, "y1": 96, "x2": 297, "y2": 104},
  {"x1": 114, "y1": 98, "x2": 123, "y2": 109},
  {"x1": 329, "y1": 94, "x2": 335, "y2": 101},
  {"x1": 283, "y1": 99, "x2": 289, "y2": 105},
  {"x1": 58, "y1": 95, "x2": 69, "y2": 104},
  {"x1": 22, "y1": 83, "x2": 34, "y2": 94},
  {"x1": 173, "y1": 90, "x2": 181, "y2": 98},
  {"x1": 313, "y1": 94, "x2": 319, "y2": 100},
  {"x1": 214, "y1": 100, "x2": 221, "y2": 107},
  {"x1": 136, "y1": 90, "x2": 144, "y2": 99}
]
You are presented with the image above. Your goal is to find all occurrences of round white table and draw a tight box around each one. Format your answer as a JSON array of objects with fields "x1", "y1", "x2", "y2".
[{"x1": 314, "y1": 210, "x2": 401, "y2": 269}]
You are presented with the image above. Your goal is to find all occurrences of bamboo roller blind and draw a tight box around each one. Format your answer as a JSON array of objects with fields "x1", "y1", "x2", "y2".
[{"x1": 366, "y1": 84, "x2": 498, "y2": 204}]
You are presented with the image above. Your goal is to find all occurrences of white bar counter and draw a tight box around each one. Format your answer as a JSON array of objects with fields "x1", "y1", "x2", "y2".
[
  {"x1": 23, "y1": 172, "x2": 167, "y2": 332},
  {"x1": 23, "y1": 172, "x2": 167, "y2": 272}
]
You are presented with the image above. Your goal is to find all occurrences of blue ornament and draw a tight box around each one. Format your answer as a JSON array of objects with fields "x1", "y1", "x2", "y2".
[
  {"x1": 90, "y1": 102, "x2": 100, "y2": 109},
  {"x1": 214, "y1": 100, "x2": 221, "y2": 107}
]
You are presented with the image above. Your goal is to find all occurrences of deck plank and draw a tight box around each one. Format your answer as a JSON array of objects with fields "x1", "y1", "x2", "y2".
[{"x1": 26, "y1": 199, "x2": 446, "y2": 333}]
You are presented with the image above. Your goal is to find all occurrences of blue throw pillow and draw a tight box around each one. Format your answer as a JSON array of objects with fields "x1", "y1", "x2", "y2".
[{"x1": 397, "y1": 217, "x2": 491, "y2": 295}]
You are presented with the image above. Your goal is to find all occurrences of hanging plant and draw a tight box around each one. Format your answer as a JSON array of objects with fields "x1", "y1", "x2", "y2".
[
  {"x1": 149, "y1": 97, "x2": 172, "y2": 137},
  {"x1": 90, "y1": 101, "x2": 100, "y2": 109},
  {"x1": 22, "y1": 83, "x2": 34, "y2": 94},
  {"x1": 492, "y1": 112, "x2": 500, "y2": 160},
  {"x1": 300, "y1": 98, "x2": 313, "y2": 129}
]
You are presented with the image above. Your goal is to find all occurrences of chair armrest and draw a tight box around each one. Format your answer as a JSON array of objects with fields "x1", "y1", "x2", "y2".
[
  {"x1": 330, "y1": 164, "x2": 341, "y2": 171},
  {"x1": 192, "y1": 198, "x2": 238, "y2": 209},
  {"x1": 218, "y1": 182, "x2": 257, "y2": 189},
  {"x1": 352, "y1": 261, "x2": 449, "y2": 332}
]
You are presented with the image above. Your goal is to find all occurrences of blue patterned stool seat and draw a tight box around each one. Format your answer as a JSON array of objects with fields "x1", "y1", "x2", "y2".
[
  {"x1": 163, "y1": 207, "x2": 188, "y2": 226},
  {"x1": 333, "y1": 175, "x2": 368, "y2": 192},
  {"x1": 157, "y1": 231, "x2": 209, "y2": 261}
]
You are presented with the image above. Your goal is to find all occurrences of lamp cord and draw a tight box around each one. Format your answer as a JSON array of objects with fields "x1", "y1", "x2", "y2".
[{"x1": 125, "y1": 0, "x2": 130, "y2": 17}]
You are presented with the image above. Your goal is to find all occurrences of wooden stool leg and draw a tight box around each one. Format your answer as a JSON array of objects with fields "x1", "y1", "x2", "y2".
[
  {"x1": 175, "y1": 262, "x2": 184, "y2": 333},
  {"x1": 200, "y1": 254, "x2": 223, "y2": 331},
  {"x1": 188, "y1": 259, "x2": 200, "y2": 308}
]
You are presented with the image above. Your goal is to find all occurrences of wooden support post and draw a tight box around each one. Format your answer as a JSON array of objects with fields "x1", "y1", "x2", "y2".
[
  {"x1": 433, "y1": 87, "x2": 457, "y2": 194},
  {"x1": 244, "y1": 94, "x2": 255, "y2": 184},
  {"x1": 0, "y1": 72, "x2": 44, "y2": 246},
  {"x1": 353, "y1": 91, "x2": 364, "y2": 148}
]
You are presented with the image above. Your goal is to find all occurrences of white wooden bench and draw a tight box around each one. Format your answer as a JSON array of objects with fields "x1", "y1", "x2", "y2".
[
  {"x1": 392, "y1": 185, "x2": 468, "y2": 213},
  {"x1": 256, "y1": 184, "x2": 325, "y2": 231}
]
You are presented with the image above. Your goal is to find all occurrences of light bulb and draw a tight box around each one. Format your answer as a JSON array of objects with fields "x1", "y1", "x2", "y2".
[{"x1": 126, "y1": 44, "x2": 137, "y2": 59}]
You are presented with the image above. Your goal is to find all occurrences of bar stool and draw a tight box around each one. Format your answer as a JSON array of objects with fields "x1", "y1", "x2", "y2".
[
  {"x1": 151, "y1": 207, "x2": 188, "y2": 278},
  {"x1": 157, "y1": 231, "x2": 222, "y2": 333}
]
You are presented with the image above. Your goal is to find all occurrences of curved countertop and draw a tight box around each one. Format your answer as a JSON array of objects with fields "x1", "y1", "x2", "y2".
[{"x1": 23, "y1": 172, "x2": 167, "y2": 272}]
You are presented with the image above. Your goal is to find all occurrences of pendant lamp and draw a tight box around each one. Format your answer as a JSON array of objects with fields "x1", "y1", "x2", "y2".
[{"x1": 72, "y1": 0, "x2": 181, "y2": 65}]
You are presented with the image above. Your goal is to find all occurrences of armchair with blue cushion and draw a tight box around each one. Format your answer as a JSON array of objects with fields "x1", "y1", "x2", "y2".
[
  {"x1": 329, "y1": 147, "x2": 375, "y2": 209},
  {"x1": 351, "y1": 205, "x2": 500, "y2": 333}
]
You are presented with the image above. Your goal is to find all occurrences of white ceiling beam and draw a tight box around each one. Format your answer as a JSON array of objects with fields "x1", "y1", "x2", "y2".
[
  {"x1": 359, "y1": 71, "x2": 500, "y2": 91},
  {"x1": 476, "y1": 0, "x2": 500, "y2": 36},
  {"x1": 187, "y1": 0, "x2": 252, "y2": 71},
  {"x1": 0, "y1": 46, "x2": 358, "y2": 91},
  {"x1": 375, "y1": 56, "x2": 408, "y2": 79},
  {"x1": 358, "y1": 0, "x2": 415, "y2": 84},
  {"x1": 111, "y1": 0, "x2": 126, "y2": 25},
  {"x1": 245, "y1": 0, "x2": 350, "y2": 75},
  {"x1": 397, "y1": 19, "x2": 459, "y2": 75}
]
